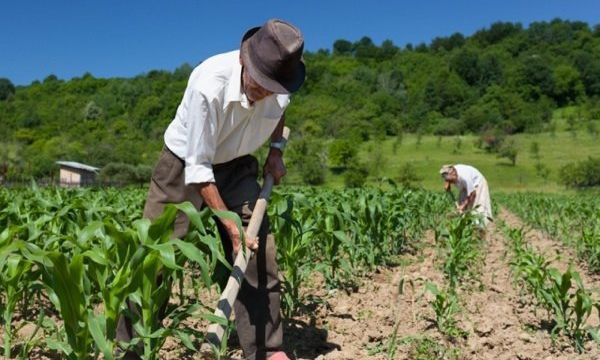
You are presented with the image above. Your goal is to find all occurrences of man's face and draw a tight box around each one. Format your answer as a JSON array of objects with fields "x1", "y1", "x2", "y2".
[
  {"x1": 444, "y1": 169, "x2": 458, "y2": 183},
  {"x1": 241, "y1": 67, "x2": 273, "y2": 104}
]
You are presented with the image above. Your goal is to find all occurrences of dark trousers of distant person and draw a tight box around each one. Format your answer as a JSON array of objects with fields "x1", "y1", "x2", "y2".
[{"x1": 115, "y1": 146, "x2": 283, "y2": 360}]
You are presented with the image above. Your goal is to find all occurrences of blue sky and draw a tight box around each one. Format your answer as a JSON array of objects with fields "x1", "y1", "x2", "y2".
[{"x1": 1, "y1": 0, "x2": 598, "y2": 85}]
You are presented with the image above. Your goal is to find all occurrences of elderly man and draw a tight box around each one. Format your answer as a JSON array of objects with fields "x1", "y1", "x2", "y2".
[
  {"x1": 440, "y1": 164, "x2": 493, "y2": 226},
  {"x1": 116, "y1": 19, "x2": 305, "y2": 360}
]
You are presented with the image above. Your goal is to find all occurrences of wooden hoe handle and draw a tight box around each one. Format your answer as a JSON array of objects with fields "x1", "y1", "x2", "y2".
[{"x1": 205, "y1": 127, "x2": 290, "y2": 348}]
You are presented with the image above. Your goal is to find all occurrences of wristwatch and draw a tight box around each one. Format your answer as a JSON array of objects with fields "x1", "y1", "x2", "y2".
[{"x1": 270, "y1": 139, "x2": 287, "y2": 151}]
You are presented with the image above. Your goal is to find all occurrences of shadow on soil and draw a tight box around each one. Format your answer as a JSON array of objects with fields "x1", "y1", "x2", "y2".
[{"x1": 282, "y1": 318, "x2": 340, "y2": 359}]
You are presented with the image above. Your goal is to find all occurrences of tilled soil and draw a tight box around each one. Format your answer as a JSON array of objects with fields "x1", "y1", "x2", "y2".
[
  {"x1": 197, "y1": 208, "x2": 599, "y2": 359},
  {"x1": 5, "y1": 209, "x2": 599, "y2": 359}
]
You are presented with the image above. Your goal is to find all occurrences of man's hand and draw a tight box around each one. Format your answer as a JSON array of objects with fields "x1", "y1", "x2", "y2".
[
  {"x1": 197, "y1": 182, "x2": 259, "y2": 254},
  {"x1": 263, "y1": 148, "x2": 286, "y2": 185},
  {"x1": 222, "y1": 219, "x2": 258, "y2": 254},
  {"x1": 444, "y1": 181, "x2": 452, "y2": 192}
]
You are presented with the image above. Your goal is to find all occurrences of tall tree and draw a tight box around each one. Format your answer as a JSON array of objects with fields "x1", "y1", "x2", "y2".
[{"x1": 0, "y1": 78, "x2": 15, "y2": 100}]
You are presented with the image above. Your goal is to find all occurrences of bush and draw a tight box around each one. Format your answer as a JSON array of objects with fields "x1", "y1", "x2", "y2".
[
  {"x1": 559, "y1": 157, "x2": 600, "y2": 188},
  {"x1": 99, "y1": 162, "x2": 151, "y2": 185},
  {"x1": 287, "y1": 138, "x2": 326, "y2": 185},
  {"x1": 0, "y1": 78, "x2": 15, "y2": 101},
  {"x1": 344, "y1": 164, "x2": 369, "y2": 188},
  {"x1": 497, "y1": 139, "x2": 518, "y2": 166},
  {"x1": 299, "y1": 159, "x2": 326, "y2": 185},
  {"x1": 432, "y1": 118, "x2": 465, "y2": 136},
  {"x1": 328, "y1": 139, "x2": 357, "y2": 169},
  {"x1": 397, "y1": 162, "x2": 423, "y2": 188},
  {"x1": 476, "y1": 130, "x2": 505, "y2": 153}
]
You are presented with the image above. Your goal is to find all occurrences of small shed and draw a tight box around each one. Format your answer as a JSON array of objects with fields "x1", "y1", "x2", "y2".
[{"x1": 56, "y1": 161, "x2": 100, "y2": 187}]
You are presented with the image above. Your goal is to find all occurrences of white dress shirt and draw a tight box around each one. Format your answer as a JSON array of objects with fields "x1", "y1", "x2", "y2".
[{"x1": 164, "y1": 50, "x2": 290, "y2": 185}]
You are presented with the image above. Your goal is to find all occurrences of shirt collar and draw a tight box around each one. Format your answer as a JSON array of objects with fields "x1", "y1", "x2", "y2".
[
  {"x1": 223, "y1": 60, "x2": 288, "y2": 110},
  {"x1": 223, "y1": 61, "x2": 245, "y2": 110}
]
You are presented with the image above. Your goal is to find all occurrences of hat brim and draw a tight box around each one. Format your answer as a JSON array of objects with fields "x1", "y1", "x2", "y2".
[{"x1": 240, "y1": 27, "x2": 305, "y2": 94}]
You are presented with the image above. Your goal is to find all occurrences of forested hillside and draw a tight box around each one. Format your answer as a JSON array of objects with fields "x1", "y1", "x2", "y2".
[{"x1": 1, "y1": 19, "x2": 599, "y2": 181}]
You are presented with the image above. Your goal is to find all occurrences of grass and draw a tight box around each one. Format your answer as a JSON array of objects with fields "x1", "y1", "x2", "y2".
[{"x1": 317, "y1": 129, "x2": 599, "y2": 192}]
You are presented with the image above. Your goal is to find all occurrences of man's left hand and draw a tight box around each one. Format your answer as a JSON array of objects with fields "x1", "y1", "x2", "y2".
[{"x1": 263, "y1": 148, "x2": 286, "y2": 185}]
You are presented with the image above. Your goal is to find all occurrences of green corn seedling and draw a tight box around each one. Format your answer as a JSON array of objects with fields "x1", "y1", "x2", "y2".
[{"x1": 424, "y1": 282, "x2": 465, "y2": 338}]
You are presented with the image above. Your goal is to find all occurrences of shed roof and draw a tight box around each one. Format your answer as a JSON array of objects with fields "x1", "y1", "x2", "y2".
[{"x1": 56, "y1": 161, "x2": 100, "y2": 173}]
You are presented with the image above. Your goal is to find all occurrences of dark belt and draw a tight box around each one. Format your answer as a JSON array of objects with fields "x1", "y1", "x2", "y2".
[{"x1": 164, "y1": 145, "x2": 254, "y2": 172}]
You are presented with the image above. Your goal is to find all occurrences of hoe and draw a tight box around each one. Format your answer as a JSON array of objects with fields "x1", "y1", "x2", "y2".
[{"x1": 205, "y1": 127, "x2": 290, "y2": 350}]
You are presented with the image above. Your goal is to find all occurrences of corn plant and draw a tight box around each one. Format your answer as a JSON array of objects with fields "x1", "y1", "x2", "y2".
[
  {"x1": 503, "y1": 223, "x2": 600, "y2": 352},
  {"x1": 424, "y1": 282, "x2": 465, "y2": 339},
  {"x1": 0, "y1": 185, "x2": 458, "y2": 356},
  {"x1": 0, "y1": 186, "x2": 232, "y2": 359},
  {"x1": 498, "y1": 192, "x2": 600, "y2": 274},
  {"x1": 437, "y1": 212, "x2": 482, "y2": 288},
  {"x1": 540, "y1": 267, "x2": 599, "y2": 352},
  {"x1": 269, "y1": 192, "x2": 314, "y2": 317},
  {"x1": 0, "y1": 251, "x2": 35, "y2": 358}
]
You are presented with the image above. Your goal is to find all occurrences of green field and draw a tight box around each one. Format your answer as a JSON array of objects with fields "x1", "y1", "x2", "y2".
[
  {"x1": 1, "y1": 186, "x2": 598, "y2": 358},
  {"x1": 317, "y1": 129, "x2": 599, "y2": 192}
]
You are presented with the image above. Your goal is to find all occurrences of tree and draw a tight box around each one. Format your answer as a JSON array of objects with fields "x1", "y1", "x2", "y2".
[
  {"x1": 333, "y1": 39, "x2": 353, "y2": 56},
  {"x1": 99, "y1": 162, "x2": 150, "y2": 185},
  {"x1": 173, "y1": 63, "x2": 193, "y2": 81},
  {"x1": 0, "y1": 142, "x2": 23, "y2": 181},
  {"x1": 328, "y1": 139, "x2": 357, "y2": 169},
  {"x1": 353, "y1": 36, "x2": 378, "y2": 59},
  {"x1": 397, "y1": 162, "x2": 423, "y2": 188},
  {"x1": 529, "y1": 141, "x2": 540, "y2": 161},
  {"x1": 367, "y1": 144, "x2": 387, "y2": 178},
  {"x1": 392, "y1": 127, "x2": 403, "y2": 155},
  {"x1": 473, "y1": 21, "x2": 523, "y2": 45},
  {"x1": 430, "y1": 32, "x2": 465, "y2": 52},
  {"x1": 552, "y1": 64, "x2": 584, "y2": 105},
  {"x1": 450, "y1": 48, "x2": 481, "y2": 86},
  {"x1": 518, "y1": 55, "x2": 554, "y2": 100},
  {"x1": 586, "y1": 120, "x2": 599, "y2": 138},
  {"x1": 43, "y1": 74, "x2": 59, "y2": 83},
  {"x1": 452, "y1": 136, "x2": 462, "y2": 154},
  {"x1": 287, "y1": 138, "x2": 326, "y2": 185},
  {"x1": 479, "y1": 51, "x2": 504, "y2": 86},
  {"x1": 559, "y1": 157, "x2": 600, "y2": 188},
  {"x1": 535, "y1": 162, "x2": 551, "y2": 184},
  {"x1": 380, "y1": 39, "x2": 399, "y2": 59},
  {"x1": 497, "y1": 139, "x2": 518, "y2": 166},
  {"x1": 344, "y1": 164, "x2": 369, "y2": 188},
  {"x1": 572, "y1": 50, "x2": 600, "y2": 96},
  {"x1": 423, "y1": 70, "x2": 470, "y2": 117},
  {"x1": 462, "y1": 102, "x2": 502, "y2": 133},
  {"x1": 0, "y1": 78, "x2": 15, "y2": 100},
  {"x1": 83, "y1": 101, "x2": 104, "y2": 121}
]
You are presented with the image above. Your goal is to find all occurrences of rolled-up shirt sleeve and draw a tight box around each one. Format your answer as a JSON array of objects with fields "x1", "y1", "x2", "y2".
[{"x1": 184, "y1": 90, "x2": 219, "y2": 185}]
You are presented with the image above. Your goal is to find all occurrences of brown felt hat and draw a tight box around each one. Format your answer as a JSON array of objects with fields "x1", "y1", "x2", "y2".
[{"x1": 240, "y1": 19, "x2": 305, "y2": 94}]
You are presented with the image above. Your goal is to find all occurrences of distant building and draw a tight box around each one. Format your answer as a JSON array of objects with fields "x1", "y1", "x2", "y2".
[{"x1": 56, "y1": 161, "x2": 100, "y2": 187}]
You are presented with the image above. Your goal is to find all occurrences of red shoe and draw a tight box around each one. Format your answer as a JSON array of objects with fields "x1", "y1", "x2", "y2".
[{"x1": 268, "y1": 351, "x2": 290, "y2": 360}]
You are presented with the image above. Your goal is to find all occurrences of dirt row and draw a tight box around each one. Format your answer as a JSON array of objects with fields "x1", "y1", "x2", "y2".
[{"x1": 242, "y1": 208, "x2": 599, "y2": 360}]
